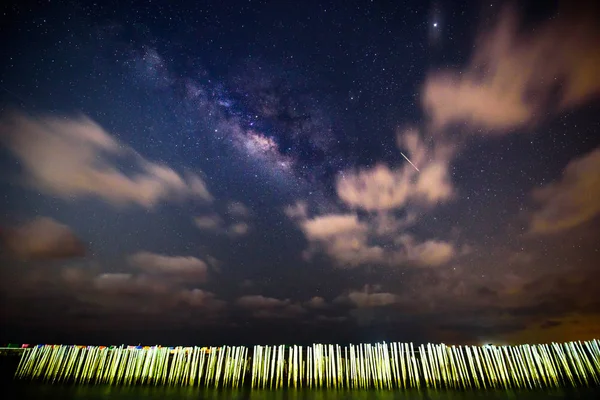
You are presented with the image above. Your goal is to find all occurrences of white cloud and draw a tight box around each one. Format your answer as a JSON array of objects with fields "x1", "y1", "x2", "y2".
[
  {"x1": 0, "y1": 113, "x2": 213, "y2": 208},
  {"x1": 301, "y1": 214, "x2": 367, "y2": 239},
  {"x1": 128, "y1": 251, "x2": 208, "y2": 281},
  {"x1": 396, "y1": 235, "x2": 456, "y2": 267},
  {"x1": 422, "y1": 7, "x2": 600, "y2": 132},
  {"x1": 292, "y1": 212, "x2": 455, "y2": 268},
  {"x1": 229, "y1": 222, "x2": 250, "y2": 236},
  {"x1": 227, "y1": 201, "x2": 252, "y2": 218},
  {"x1": 415, "y1": 162, "x2": 453, "y2": 203},
  {"x1": 194, "y1": 214, "x2": 223, "y2": 230},
  {"x1": 285, "y1": 129, "x2": 457, "y2": 269},
  {"x1": 300, "y1": 213, "x2": 385, "y2": 267},
  {"x1": 336, "y1": 164, "x2": 411, "y2": 212},
  {"x1": 529, "y1": 147, "x2": 600, "y2": 234},
  {"x1": 371, "y1": 212, "x2": 417, "y2": 236},
  {"x1": 194, "y1": 202, "x2": 253, "y2": 237},
  {"x1": 283, "y1": 201, "x2": 309, "y2": 220},
  {"x1": 336, "y1": 130, "x2": 454, "y2": 211}
]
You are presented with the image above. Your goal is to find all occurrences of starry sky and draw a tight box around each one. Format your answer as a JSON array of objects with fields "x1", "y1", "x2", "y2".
[{"x1": 1, "y1": 0, "x2": 599, "y2": 347}]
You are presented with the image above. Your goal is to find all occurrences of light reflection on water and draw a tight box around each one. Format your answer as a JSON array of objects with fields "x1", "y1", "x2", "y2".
[{"x1": 9, "y1": 384, "x2": 600, "y2": 400}]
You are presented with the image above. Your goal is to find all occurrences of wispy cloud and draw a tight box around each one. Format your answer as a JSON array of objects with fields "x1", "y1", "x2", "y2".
[
  {"x1": 194, "y1": 201, "x2": 253, "y2": 237},
  {"x1": 283, "y1": 201, "x2": 309, "y2": 220},
  {"x1": 395, "y1": 235, "x2": 456, "y2": 267},
  {"x1": 422, "y1": 7, "x2": 600, "y2": 132},
  {"x1": 229, "y1": 222, "x2": 250, "y2": 236},
  {"x1": 128, "y1": 251, "x2": 209, "y2": 282},
  {"x1": 0, "y1": 113, "x2": 213, "y2": 208},
  {"x1": 194, "y1": 214, "x2": 224, "y2": 231},
  {"x1": 93, "y1": 272, "x2": 170, "y2": 295},
  {"x1": 236, "y1": 295, "x2": 306, "y2": 319},
  {"x1": 335, "y1": 285, "x2": 398, "y2": 308},
  {"x1": 529, "y1": 147, "x2": 600, "y2": 234},
  {"x1": 227, "y1": 201, "x2": 252, "y2": 218}
]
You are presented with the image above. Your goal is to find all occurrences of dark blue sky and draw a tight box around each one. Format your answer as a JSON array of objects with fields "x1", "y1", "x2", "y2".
[{"x1": 1, "y1": 0, "x2": 599, "y2": 346}]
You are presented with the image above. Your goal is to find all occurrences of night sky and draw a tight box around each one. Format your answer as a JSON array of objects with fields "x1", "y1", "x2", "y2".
[{"x1": 1, "y1": 0, "x2": 599, "y2": 347}]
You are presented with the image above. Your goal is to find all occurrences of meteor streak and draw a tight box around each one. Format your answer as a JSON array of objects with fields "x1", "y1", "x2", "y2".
[{"x1": 400, "y1": 152, "x2": 420, "y2": 172}]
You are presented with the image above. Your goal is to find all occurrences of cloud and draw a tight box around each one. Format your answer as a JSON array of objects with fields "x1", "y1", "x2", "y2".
[
  {"x1": 300, "y1": 213, "x2": 385, "y2": 267},
  {"x1": 2, "y1": 217, "x2": 85, "y2": 261},
  {"x1": 179, "y1": 288, "x2": 225, "y2": 310},
  {"x1": 284, "y1": 128, "x2": 458, "y2": 268},
  {"x1": 128, "y1": 251, "x2": 208, "y2": 282},
  {"x1": 335, "y1": 285, "x2": 398, "y2": 308},
  {"x1": 507, "y1": 251, "x2": 534, "y2": 266},
  {"x1": 66, "y1": 271, "x2": 228, "y2": 323},
  {"x1": 422, "y1": 7, "x2": 600, "y2": 132},
  {"x1": 227, "y1": 201, "x2": 252, "y2": 218},
  {"x1": 205, "y1": 255, "x2": 222, "y2": 271},
  {"x1": 305, "y1": 296, "x2": 327, "y2": 309},
  {"x1": 194, "y1": 211, "x2": 251, "y2": 238},
  {"x1": 236, "y1": 295, "x2": 305, "y2": 319},
  {"x1": 93, "y1": 273, "x2": 169, "y2": 295},
  {"x1": 336, "y1": 130, "x2": 454, "y2": 211},
  {"x1": 237, "y1": 295, "x2": 288, "y2": 309},
  {"x1": 336, "y1": 165, "x2": 411, "y2": 212},
  {"x1": 396, "y1": 235, "x2": 456, "y2": 267},
  {"x1": 529, "y1": 147, "x2": 600, "y2": 234},
  {"x1": 293, "y1": 212, "x2": 455, "y2": 268},
  {"x1": 0, "y1": 113, "x2": 213, "y2": 208},
  {"x1": 229, "y1": 222, "x2": 250, "y2": 236},
  {"x1": 371, "y1": 212, "x2": 417, "y2": 236},
  {"x1": 61, "y1": 269, "x2": 227, "y2": 318},
  {"x1": 301, "y1": 214, "x2": 367, "y2": 239},
  {"x1": 195, "y1": 207, "x2": 252, "y2": 237},
  {"x1": 60, "y1": 267, "x2": 92, "y2": 287},
  {"x1": 194, "y1": 214, "x2": 224, "y2": 231},
  {"x1": 283, "y1": 201, "x2": 309, "y2": 220}
]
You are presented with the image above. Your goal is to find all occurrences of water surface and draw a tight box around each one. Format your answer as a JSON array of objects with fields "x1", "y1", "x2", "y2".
[{"x1": 6, "y1": 384, "x2": 600, "y2": 400}]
